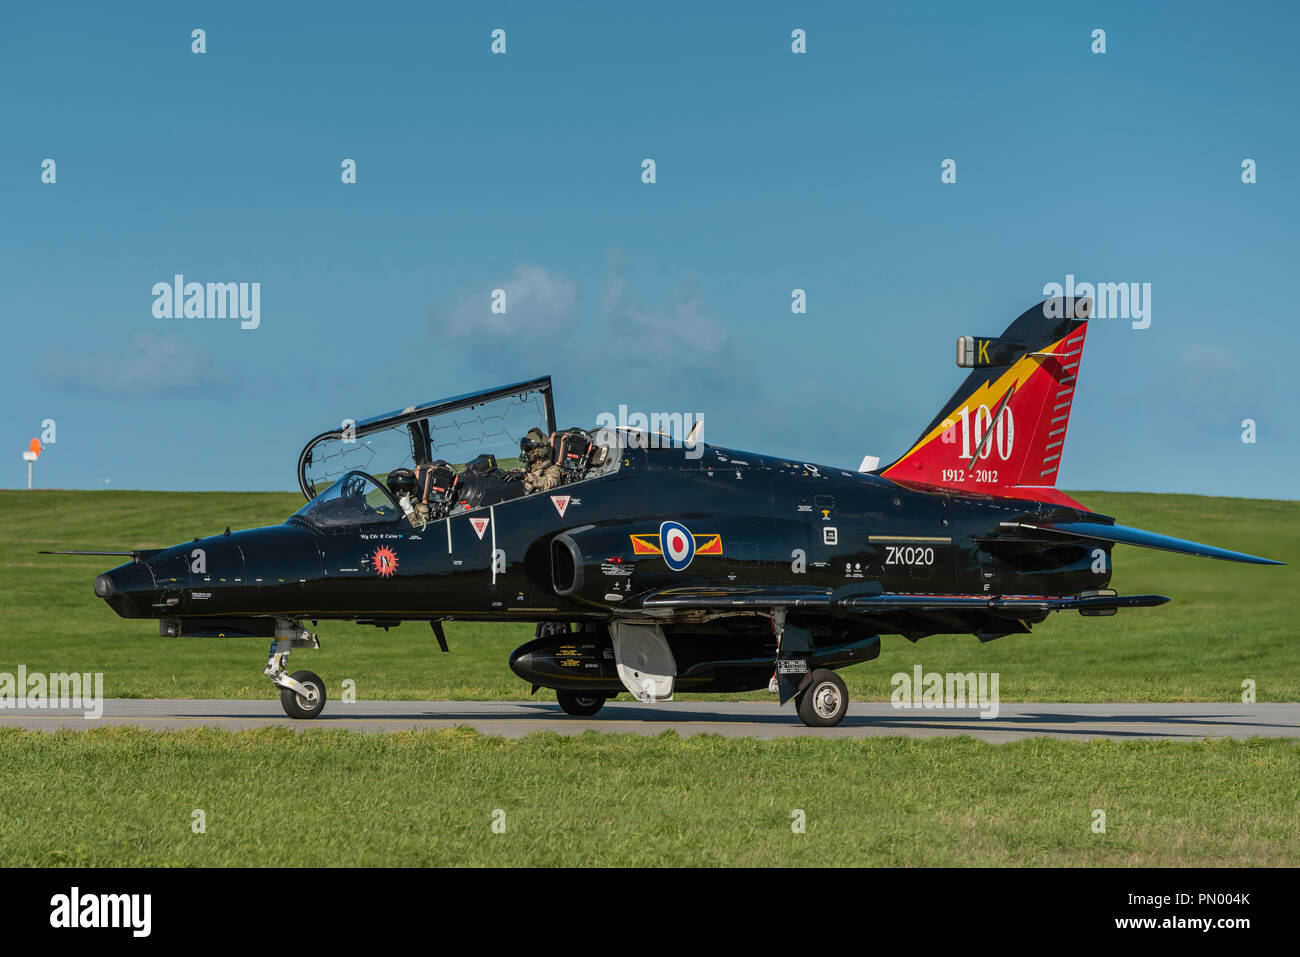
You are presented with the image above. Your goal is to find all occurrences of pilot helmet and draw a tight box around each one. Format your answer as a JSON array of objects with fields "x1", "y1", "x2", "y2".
[
  {"x1": 520, "y1": 428, "x2": 549, "y2": 465},
  {"x1": 386, "y1": 468, "x2": 418, "y2": 500}
]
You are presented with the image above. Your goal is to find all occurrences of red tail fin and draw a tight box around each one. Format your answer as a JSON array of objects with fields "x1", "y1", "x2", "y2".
[{"x1": 880, "y1": 297, "x2": 1091, "y2": 510}]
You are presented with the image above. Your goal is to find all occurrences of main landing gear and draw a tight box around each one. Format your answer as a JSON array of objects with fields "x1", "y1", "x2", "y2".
[
  {"x1": 264, "y1": 619, "x2": 327, "y2": 719},
  {"x1": 772, "y1": 609, "x2": 851, "y2": 728},
  {"x1": 794, "y1": 669, "x2": 848, "y2": 728}
]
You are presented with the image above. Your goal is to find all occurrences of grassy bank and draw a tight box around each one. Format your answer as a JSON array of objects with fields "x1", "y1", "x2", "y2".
[{"x1": 1, "y1": 726, "x2": 1295, "y2": 866}]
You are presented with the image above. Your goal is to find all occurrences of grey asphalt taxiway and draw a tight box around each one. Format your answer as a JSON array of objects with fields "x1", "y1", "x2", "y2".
[{"x1": 3, "y1": 699, "x2": 1297, "y2": 742}]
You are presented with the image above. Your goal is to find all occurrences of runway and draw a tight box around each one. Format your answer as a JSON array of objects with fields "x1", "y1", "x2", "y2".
[{"x1": 3, "y1": 699, "x2": 1298, "y2": 742}]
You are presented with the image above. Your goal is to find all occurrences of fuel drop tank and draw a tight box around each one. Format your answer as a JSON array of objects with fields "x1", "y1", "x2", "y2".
[{"x1": 508, "y1": 626, "x2": 625, "y2": 694}]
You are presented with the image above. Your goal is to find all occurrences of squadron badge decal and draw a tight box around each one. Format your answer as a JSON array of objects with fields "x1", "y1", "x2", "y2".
[{"x1": 371, "y1": 546, "x2": 398, "y2": 578}]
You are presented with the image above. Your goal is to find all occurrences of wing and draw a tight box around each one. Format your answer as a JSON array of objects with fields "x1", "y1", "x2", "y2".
[{"x1": 638, "y1": 584, "x2": 1167, "y2": 614}]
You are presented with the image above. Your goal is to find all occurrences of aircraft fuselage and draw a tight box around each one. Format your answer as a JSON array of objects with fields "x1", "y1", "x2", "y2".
[{"x1": 96, "y1": 442, "x2": 1108, "y2": 634}]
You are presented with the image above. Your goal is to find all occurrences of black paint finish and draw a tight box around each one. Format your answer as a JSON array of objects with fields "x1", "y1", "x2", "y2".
[{"x1": 93, "y1": 437, "x2": 1157, "y2": 694}]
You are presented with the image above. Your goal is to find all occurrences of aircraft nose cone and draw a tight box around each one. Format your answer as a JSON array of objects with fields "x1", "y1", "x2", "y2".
[{"x1": 95, "y1": 560, "x2": 156, "y2": 618}]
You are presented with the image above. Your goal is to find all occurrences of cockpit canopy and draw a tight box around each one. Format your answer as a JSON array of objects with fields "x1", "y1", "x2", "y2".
[
  {"x1": 289, "y1": 470, "x2": 401, "y2": 528},
  {"x1": 297, "y1": 376, "x2": 556, "y2": 500}
]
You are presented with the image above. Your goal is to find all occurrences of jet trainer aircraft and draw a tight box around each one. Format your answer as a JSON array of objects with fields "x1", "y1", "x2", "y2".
[{"x1": 71, "y1": 297, "x2": 1281, "y2": 726}]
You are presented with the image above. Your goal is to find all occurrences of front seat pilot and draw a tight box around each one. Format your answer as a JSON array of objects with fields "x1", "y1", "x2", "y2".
[{"x1": 385, "y1": 468, "x2": 420, "y2": 524}]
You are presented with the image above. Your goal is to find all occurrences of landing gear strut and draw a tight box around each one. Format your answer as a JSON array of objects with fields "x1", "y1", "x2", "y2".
[{"x1": 264, "y1": 619, "x2": 326, "y2": 719}]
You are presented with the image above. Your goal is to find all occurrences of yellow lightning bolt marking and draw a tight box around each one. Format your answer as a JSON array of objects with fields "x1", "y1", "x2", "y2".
[{"x1": 888, "y1": 331, "x2": 1070, "y2": 465}]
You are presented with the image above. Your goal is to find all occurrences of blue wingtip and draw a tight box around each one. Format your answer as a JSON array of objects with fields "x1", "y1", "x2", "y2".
[{"x1": 1041, "y1": 522, "x2": 1285, "y2": 565}]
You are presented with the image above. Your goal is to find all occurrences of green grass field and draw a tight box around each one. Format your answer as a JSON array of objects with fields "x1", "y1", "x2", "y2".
[
  {"x1": 0, "y1": 726, "x2": 1294, "y2": 866},
  {"x1": 1, "y1": 489, "x2": 1294, "y2": 703}
]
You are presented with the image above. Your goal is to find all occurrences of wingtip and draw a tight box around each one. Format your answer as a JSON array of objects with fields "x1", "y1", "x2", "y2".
[{"x1": 1231, "y1": 553, "x2": 1286, "y2": 566}]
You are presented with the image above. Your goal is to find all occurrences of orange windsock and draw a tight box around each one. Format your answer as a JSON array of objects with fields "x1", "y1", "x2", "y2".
[{"x1": 28, "y1": 438, "x2": 42, "y2": 458}]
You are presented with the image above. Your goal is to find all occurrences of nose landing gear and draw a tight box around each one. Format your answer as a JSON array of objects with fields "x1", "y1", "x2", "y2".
[
  {"x1": 264, "y1": 619, "x2": 327, "y2": 719},
  {"x1": 280, "y1": 670, "x2": 327, "y2": 719}
]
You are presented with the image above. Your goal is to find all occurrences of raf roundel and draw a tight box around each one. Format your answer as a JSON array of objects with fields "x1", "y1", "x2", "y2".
[{"x1": 659, "y1": 520, "x2": 696, "y2": 572}]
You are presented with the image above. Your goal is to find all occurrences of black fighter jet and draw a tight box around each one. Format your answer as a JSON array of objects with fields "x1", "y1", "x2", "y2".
[{"x1": 70, "y1": 297, "x2": 1281, "y2": 726}]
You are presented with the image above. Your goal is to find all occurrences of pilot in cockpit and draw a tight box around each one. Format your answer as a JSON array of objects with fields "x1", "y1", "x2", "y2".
[
  {"x1": 520, "y1": 428, "x2": 562, "y2": 493},
  {"x1": 388, "y1": 462, "x2": 459, "y2": 524},
  {"x1": 385, "y1": 468, "x2": 420, "y2": 524}
]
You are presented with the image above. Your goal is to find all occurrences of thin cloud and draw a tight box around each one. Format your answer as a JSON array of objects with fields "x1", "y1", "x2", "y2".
[
  {"x1": 440, "y1": 264, "x2": 578, "y2": 342},
  {"x1": 46, "y1": 332, "x2": 231, "y2": 396},
  {"x1": 628, "y1": 298, "x2": 729, "y2": 356}
]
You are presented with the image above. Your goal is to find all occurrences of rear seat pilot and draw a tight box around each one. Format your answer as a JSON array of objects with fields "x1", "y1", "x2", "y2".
[{"x1": 520, "y1": 428, "x2": 562, "y2": 493}]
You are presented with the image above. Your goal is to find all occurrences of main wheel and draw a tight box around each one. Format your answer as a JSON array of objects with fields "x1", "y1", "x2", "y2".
[
  {"x1": 280, "y1": 670, "x2": 327, "y2": 719},
  {"x1": 796, "y1": 669, "x2": 848, "y2": 727},
  {"x1": 556, "y1": 690, "x2": 606, "y2": 716}
]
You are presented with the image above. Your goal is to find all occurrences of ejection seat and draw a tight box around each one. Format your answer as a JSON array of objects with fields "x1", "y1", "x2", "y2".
[
  {"x1": 550, "y1": 428, "x2": 595, "y2": 482},
  {"x1": 451, "y1": 453, "x2": 528, "y2": 511},
  {"x1": 414, "y1": 460, "x2": 457, "y2": 518}
]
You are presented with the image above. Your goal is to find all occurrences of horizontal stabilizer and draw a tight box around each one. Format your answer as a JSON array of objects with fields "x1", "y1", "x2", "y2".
[{"x1": 1015, "y1": 521, "x2": 1284, "y2": 565}]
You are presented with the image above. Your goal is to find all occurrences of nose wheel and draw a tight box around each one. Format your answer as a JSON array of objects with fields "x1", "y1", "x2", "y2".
[
  {"x1": 795, "y1": 669, "x2": 848, "y2": 727},
  {"x1": 264, "y1": 620, "x2": 327, "y2": 719},
  {"x1": 280, "y1": 670, "x2": 327, "y2": 719}
]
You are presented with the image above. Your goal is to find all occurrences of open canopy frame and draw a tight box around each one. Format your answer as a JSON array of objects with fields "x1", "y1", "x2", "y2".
[{"x1": 296, "y1": 376, "x2": 556, "y2": 499}]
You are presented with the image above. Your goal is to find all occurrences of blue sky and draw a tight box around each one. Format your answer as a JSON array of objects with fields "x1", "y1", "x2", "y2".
[{"x1": 3, "y1": 1, "x2": 1297, "y2": 499}]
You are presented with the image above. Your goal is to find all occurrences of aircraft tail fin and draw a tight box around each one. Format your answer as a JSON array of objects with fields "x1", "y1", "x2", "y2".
[{"x1": 880, "y1": 296, "x2": 1091, "y2": 509}]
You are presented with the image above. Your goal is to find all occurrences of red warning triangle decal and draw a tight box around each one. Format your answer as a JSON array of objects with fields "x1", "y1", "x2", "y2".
[
  {"x1": 551, "y1": 495, "x2": 570, "y2": 518},
  {"x1": 469, "y1": 517, "x2": 490, "y2": 540}
]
